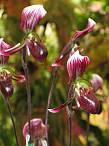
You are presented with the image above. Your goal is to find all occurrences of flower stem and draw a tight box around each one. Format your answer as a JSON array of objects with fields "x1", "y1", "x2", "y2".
[
  {"x1": 22, "y1": 48, "x2": 32, "y2": 142},
  {"x1": 45, "y1": 67, "x2": 57, "y2": 144},
  {"x1": 86, "y1": 113, "x2": 90, "y2": 146},
  {"x1": 2, "y1": 96, "x2": 19, "y2": 146},
  {"x1": 67, "y1": 81, "x2": 74, "y2": 146}
]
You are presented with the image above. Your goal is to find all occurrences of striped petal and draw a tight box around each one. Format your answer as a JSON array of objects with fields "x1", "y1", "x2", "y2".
[{"x1": 20, "y1": 5, "x2": 47, "y2": 32}]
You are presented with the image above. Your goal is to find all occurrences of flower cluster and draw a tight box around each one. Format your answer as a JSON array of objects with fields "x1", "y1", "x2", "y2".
[
  {"x1": 48, "y1": 18, "x2": 104, "y2": 116},
  {"x1": 0, "y1": 4, "x2": 48, "y2": 146},
  {"x1": 0, "y1": 5, "x2": 48, "y2": 62}
]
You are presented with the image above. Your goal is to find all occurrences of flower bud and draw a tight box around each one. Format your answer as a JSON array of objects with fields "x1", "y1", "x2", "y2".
[
  {"x1": 0, "y1": 72, "x2": 13, "y2": 98},
  {"x1": 20, "y1": 5, "x2": 47, "y2": 32},
  {"x1": 26, "y1": 38, "x2": 48, "y2": 62},
  {"x1": 67, "y1": 50, "x2": 90, "y2": 81},
  {"x1": 90, "y1": 74, "x2": 103, "y2": 92},
  {"x1": 23, "y1": 118, "x2": 47, "y2": 141},
  {"x1": 0, "y1": 38, "x2": 10, "y2": 64},
  {"x1": 76, "y1": 88, "x2": 102, "y2": 114}
]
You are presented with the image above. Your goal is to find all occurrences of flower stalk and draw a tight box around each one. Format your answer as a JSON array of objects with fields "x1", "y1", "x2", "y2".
[
  {"x1": 86, "y1": 113, "x2": 90, "y2": 146},
  {"x1": 22, "y1": 48, "x2": 32, "y2": 142},
  {"x1": 45, "y1": 67, "x2": 57, "y2": 144},
  {"x1": 1, "y1": 94, "x2": 19, "y2": 146},
  {"x1": 67, "y1": 81, "x2": 74, "y2": 146}
]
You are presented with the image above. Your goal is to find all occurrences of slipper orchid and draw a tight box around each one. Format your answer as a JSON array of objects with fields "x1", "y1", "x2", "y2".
[
  {"x1": 0, "y1": 68, "x2": 25, "y2": 97},
  {"x1": 75, "y1": 88, "x2": 102, "y2": 114},
  {"x1": 23, "y1": 118, "x2": 47, "y2": 146}
]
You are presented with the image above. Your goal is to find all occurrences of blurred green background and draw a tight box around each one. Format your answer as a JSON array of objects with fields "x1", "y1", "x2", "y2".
[{"x1": 0, "y1": 0, "x2": 109, "y2": 146}]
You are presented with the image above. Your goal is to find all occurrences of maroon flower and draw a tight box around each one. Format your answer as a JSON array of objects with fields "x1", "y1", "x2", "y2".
[
  {"x1": 0, "y1": 37, "x2": 48, "y2": 62},
  {"x1": 23, "y1": 118, "x2": 47, "y2": 141},
  {"x1": 76, "y1": 88, "x2": 102, "y2": 114},
  {"x1": 26, "y1": 37, "x2": 48, "y2": 61},
  {"x1": 0, "y1": 38, "x2": 10, "y2": 64},
  {"x1": 20, "y1": 5, "x2": 47, "y2": 32},
  {"x1": 0, "y1": 72, "x2": 13, "y2": 98},
  {"x1": 90, "y1": 74, "x2": 103, "y2": 92},
  {"x1": 0, "y1": 68, "x2": 25, "y2": 98},
  {"x1": 67, "y1": 50, "x2": 90, "y2": 81}
]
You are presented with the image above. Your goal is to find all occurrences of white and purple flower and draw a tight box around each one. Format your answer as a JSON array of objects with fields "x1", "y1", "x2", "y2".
[
  {"x1": 67, "y1": 50, "x2": 90, "y2": 82},
  {"x1": 20, "y1": 5, "x2": 47, "y2": 32}
]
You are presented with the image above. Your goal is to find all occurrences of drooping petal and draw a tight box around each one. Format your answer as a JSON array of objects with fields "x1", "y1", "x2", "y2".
[
  {"x1": 12, "y1": 74, "x2": 26, "y2": 83},
  {"x1": 73, "y1": 18, "x2": 96, "y2": 40},
  {"x1": 0, "y1": 43, "x2": 24, "y2": 56},
  {"x1": 0, "y1": 38, "x2": 10, "y2": 64},
  {"x1": 48, "y1": 98, "x2": 72, "y2": 113},
  {"x1": 90, "y1": 74, "x2": 103, "y2": 92},
  {"x1": 20, "y1": 5, "x2": 47, "y2": 32},
  {"x1": 67, "y1": 50, "x2": 90, "y2": 81}
]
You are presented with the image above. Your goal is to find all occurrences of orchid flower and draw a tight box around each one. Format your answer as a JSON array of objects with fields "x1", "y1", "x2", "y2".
[
  {"x1": 67, "y1": 50, "x2": 90, "y2": 82},
  {"x1": 0, "y1": 5, "x2": 48, "y2": 62},
  {"x1": 0, "y1": 68, "x2": 25, "y2": 97},
  {"x1": 23, "y1": 118, "x2": 47, "y2": 146},
  {"x1": 75, "y1": 87, "x2": 102, "y2": 114},
  {"x1": 20, "y1": 5, "x2": 47, "y2": 33},
  {"x1": 48, "y1": 87, "x2": 102, "y2": 115}
]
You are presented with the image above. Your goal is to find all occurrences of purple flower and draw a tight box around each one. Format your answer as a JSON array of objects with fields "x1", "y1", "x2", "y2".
[
  {"x1": 23, "y1": 118, "x2": 47, "y2": 140},
  {"x1": 76, "y1": 88, "x2": 102, "y2": 114},
  {"x1": 0, "y1": 37, "x2": 48, "y2": 62},
  {"x1": 73, "y1": 18, "x2": 96, "y2": 40},
  {"x1": 0, "y1": 38, "x2": 10, "y2": 64},
  {"x1": 20, "y1": 5, "x2": 47, "y2": 32},
  {"x1": 48, "y1": 88, "x2": 102, "y2": 115},
  {"x1": 67, "y1": 50, "x2": 90, "y2": 81},
  {"x1": 26, "y1": 37, "x2": 48, "y2": 61},
  {"x1": 90, "y1": 74, "x2": 103, "y2": 92}
]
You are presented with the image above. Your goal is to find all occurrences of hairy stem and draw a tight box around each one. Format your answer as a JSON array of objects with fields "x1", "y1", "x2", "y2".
[
  {"x1": 45, "y1": 67, "x2": 57, "y2": 144},
  {"x1": 2, "y1": 96, "x2": 19, "y2": 146},
  {"x1": 86, "y1": 113, "x2": 90, "y2": 146},
  {"x1": 22, "y1": 48, "x2": 32, "y2": 141}
]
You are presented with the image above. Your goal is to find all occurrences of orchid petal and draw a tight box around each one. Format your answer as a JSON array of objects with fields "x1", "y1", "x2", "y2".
[
  {"x1": 73, "y1": 18, "x2": 96, "y2": 40},
  {"x1": 48, "y1": 98, "x2": 73, "y2": 113},
  {"x1": 20, "y1": 5, "x2": 47, "y2": 32}
]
